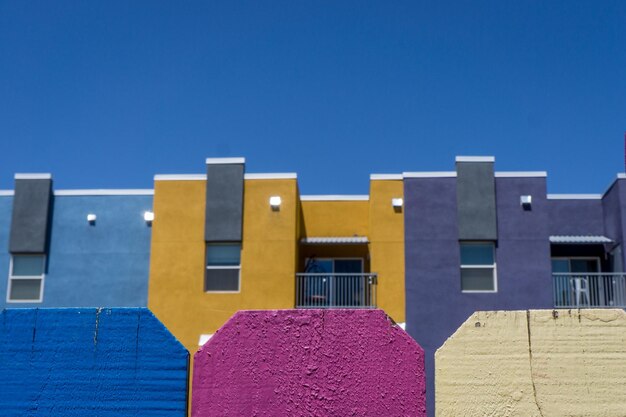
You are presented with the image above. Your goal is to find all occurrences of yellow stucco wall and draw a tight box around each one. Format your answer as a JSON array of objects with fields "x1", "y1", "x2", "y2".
[
  {"x1": 298, "y1": 192, "x2": 405, "y2": 322},
  {"x1": 300, "y1": 200, "x2": 369, "y2": 238},
  {"x1": 148, "y1": 178, "x2": 298, "y2": 354},
  {"x1": 369, "y1": 180, "x2": 405, "y2": 322},
  {"x1": 436, "y1": 309, "x2": 626, "y2": 417}
]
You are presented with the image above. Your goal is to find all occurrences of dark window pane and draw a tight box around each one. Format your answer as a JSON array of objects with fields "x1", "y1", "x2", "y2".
[
  {"x1": 570, "y1": 259, "x2": 599, "y2": 273},
  {"x1": 461, "y1": 268, "x2": 495, "y2": 291},
  {"x1": 460, "y1": 244, "x2": 494, "y2": 265},
  {"x1": 334, "y1": 259, "x2": 363, "y2": 273},
  {"x1": 551, "y1": 259, "x2": 570, "y2": 273},
  {"x1": 12, "y1": 255, "x2": 45, "y2": 276},
  {"x1": 205, "y1": 269, "x2": 239, "y2": 291},
  {"x1": 9, "y1": 279, "x2": 42, "y2": 300},
  {"x1": 206, "y1": 244, "x2": 241, "y2": 266}
]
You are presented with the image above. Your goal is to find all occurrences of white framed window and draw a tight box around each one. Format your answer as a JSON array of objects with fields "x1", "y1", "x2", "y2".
[
  {"x1": 460, "y1": 242, "x2": 497, "y2": 292},
  {"x1": 205, "y1": 243, "x2": 241, "y2": 292},
  {"x1": 7, "y1": 254, "x2": 46, "y2": 303}
]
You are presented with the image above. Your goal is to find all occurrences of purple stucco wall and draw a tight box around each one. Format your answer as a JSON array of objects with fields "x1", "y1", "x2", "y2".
[
  {"x1": 404, "y1": 175, "x2": 553, "y2": 417},
  {"x1": 548, "y1": 198, "x2": 604, "y2": 236},
  {"x1": 192, "y1": 309, "x2": 425, "y2": 417}
]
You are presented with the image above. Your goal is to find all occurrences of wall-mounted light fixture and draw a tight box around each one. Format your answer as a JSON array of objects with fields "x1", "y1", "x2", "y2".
[
  {"x1": 144, "y1": 211, "x2": 155, "y2": 224},
  {"x1": 87, "y1": 213, "x2": 97, "y2": 224},
  {"x1": 520, "y1": 195, "x2": 532, "y2": 210},
  {"x1": 392, "y1": 198, "x2": 403, "y2": 212},
  {"x1": 269, "y1": 196, "x2": 281, "y2": 211}
]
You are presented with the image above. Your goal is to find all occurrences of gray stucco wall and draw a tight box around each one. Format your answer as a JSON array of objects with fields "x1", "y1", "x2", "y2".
[
  {"x1": 1, "y1": 194, "x2": 152, "y2": 308},
  {"x1": 205, "y1": 163, "x2": 244, "y2": 242},
  {"x1": 456, "y1": 161, "x2": 497, "y2": 240},
  {"x1": 9, "y1": 179, "x2": 52, "y2": 253},
  {"x1": 404, "y1": 175, "x2": 552, "y2": 417}
]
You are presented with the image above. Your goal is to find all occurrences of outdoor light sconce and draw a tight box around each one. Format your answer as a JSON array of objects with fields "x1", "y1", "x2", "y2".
[
  {"x1": 392, "y1": 198, "x2": 403, "y2": 212},
  {"x1": 269, "y1": 196, "x2": 282, "y2": 211},
  {"x1": 144, "y1": 211, "x2": 155, "y2": 224},
  {"x1": 87, "y1": 213, "x2": 97, "y2": 225},
  {"x1": 520, "y1": 195, "x2": 532, "y2": 210}
]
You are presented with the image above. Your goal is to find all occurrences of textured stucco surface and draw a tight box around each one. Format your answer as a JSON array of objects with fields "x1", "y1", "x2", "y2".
[
  {"x1": 436, "y1": 309, "x2": 626, "y2": 417},
  {"x1": 0, "y1": 308, "x2": 189, "y2": 417},
  {"x1": 192, "y1": 309, "x2": 425, "y2": 417}
]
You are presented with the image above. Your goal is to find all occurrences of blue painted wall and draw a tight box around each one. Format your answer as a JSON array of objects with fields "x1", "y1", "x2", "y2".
[
  {"x1": 0, "y1": 308, "x2": 188, "y2": 416},
  {"x1": 404, "y1": 175, "x2": 553, "y2": 417},
  {"x1": 548, "y1": 198, "x2": 604, "y2": 236},
  {"x1": 0, "y1": 194, "x2": 152, "y2": 308}
]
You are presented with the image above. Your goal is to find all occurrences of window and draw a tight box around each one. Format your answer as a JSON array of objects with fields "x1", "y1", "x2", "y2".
[
  {"x1": 205, "y1": 243, "x2": 241, "y2": 292},
  {"x1": 460, "y1": 242, "x2": 496, "y2": 292},
  {"x1": 7, "y1": 254, "x2": 46, "y2": 302}
]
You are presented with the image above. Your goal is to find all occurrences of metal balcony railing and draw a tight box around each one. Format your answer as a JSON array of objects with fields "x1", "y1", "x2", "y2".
[
  {"x1": 553, "y1": 273, "x2": 626, "y2": 308},
  {"x1": 296, "y1": 273, "x2": 378, "y2": 308}
]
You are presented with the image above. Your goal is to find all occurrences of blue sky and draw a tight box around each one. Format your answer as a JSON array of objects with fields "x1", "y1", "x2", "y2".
[{"x1": 0, "y1": 1, "x2": 624, "y2": 194}]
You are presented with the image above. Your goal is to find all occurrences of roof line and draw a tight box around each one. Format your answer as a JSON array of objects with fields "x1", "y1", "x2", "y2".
[
  {"x1": 54, "y1": 189, "x2": 154, "y2": 196},
  {"x1": 205, "y1": 157, "x2": 245, "y2": 165},
  {"x1": 244, "y1": 173, "x2": 297, "y2": 180},
  {"x1": 547, "y1": 194, "x2": 602, "y2": 200},
  {"x1": 403, "y1": 172, "x2": 457, "y2": 178},
  {"x1": 456, "y1": 156, "x2": 495, "y2": 163},
  {"x1": 370, "y1": 174, "x2": 403, "y2": 180},
  {"x1": 300, "y1": 195, "x2": 369, "y2": 201},
  {"x1": 15, "y1": 173, "x2": 52, "y2": 180}
]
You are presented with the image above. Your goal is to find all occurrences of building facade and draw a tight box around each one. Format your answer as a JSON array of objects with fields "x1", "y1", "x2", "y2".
[
  {"x1": 147, "y1": 158, "x2": 405, "y2": 353},
  {"x1": 404, "y1": 157, "x2": 626, "y2": 416},
  {"x1": 0, "y1": 174, "x2": 153, "y2": 308}
]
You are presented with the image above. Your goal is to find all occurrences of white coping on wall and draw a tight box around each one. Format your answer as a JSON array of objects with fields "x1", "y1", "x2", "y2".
[
  {"x1": 244, "y1": 173, "x2": 297, "y2": 180},
  {"x1": 300, "y1": 195, "x2": 369, "y2": 201},
  {"x1": 54, "y1": 189, "x2": 154, "y2": 196},
  {"x1": 455, "y1": 156, "x2": 495, "y2": 163},
  {"x1": 154, "y1": 174, "x2": 206, "y2": 181},
  {"x1": 618, "y1": 173, "x2": 626, "y2": 179},
  {"x1": 495, "y1": 171, "x2": 548, "y2": 178},
  {"x1": 403, "y1": 172, "x2": 457, "y2": 178},
  {"x1": 547, "y1": 194, "x2": 603, "y2": 200},
  {"x1": 370, "y1": 174, "x2": 403, "y2": 180},
  {"x1": 205, "y1": 157, "x2": 245, "y2": 165},
  {"x1": 0, "y1": 190, "x2": 14, "y2": 196},
  {"x1": 14, "y1": 173, "x2": 52, "y2": 180}
]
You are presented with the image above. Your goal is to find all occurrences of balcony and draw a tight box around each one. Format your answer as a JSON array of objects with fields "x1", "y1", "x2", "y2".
[
  {"x1": 296, "y1": 273, "x2": 377, "y2": 308},
  {"x1": 553, "y1": 273, "x2": 626, "y2": 308}
]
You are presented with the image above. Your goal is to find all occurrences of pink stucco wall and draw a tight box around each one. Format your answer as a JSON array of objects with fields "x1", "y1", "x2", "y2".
[{"x1": 192, "y1": 309, "x2": 425, "y2": 417}]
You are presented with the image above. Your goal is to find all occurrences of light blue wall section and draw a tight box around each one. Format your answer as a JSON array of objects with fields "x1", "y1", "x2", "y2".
[
  {"x1": 0, "y1": 194, "x2": 152, "y2": 308},
  {"x1": 0, "y1": 308, "x2": 188, "y2": 416}
]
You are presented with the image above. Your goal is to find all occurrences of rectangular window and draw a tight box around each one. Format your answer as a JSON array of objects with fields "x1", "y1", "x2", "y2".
[
  {"x1": 205, "y1": 243, "x2": 241, "y2": 292},
  {"x1": 7, "y1": 254, "x2": 45, "y2": 302},
  {"x1": 460, "y1": 242, "x2": 496, "y2": 292}
]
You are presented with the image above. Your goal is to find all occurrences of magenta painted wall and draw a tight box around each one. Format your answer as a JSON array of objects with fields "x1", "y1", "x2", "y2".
[{"x1": 192, "y1": 309, "x2": 425, "y2": 417}]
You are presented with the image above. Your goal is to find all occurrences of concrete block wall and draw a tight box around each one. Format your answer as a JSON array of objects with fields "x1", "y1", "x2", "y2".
[
  {"x1": 436, "y1": 309, "x2": 626, "y2": 417},
  {"x1": 0, "y1": 308, "x2": 189, "y2": 417},
  {"x1": 192, "y1": 309, "x2": 426, "y2": 417}
]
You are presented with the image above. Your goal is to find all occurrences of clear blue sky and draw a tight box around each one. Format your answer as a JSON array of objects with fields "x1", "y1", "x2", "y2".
[{"x1": 1, "y1": 1, "x2": 624, "y2": 194}]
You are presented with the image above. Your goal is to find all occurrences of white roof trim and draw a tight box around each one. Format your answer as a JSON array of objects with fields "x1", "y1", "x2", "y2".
[
  {"x1": 300, "y1": 195, "x2": 369, "y2": 201},
  {"x1": 244, "y1": 173, "x2": 297, "y2": 180},
  {"x1": 618, "y1": 173, "x2": 626, "y2": 179},
  {"x1": 0, "y1": 190, "x2": 14, "y2": 196},
  {"x1": 15, "y1": 173, "x2": 52, "y2": 180},
  {"x1": 456, "y1": 156, "x2": 495, "y2": 163},
  {"x1": 370, "y1": 174, "x2": 402, "y2": 180},
  {"x1": 403, "y1": 172, "x2": 457, "y2": 178},
  {"x1": 547, "y1": 194, "x2": 602, "y2": 200},
  {"x1": 495, "y1": 171, "x2": 547, "y2": 178},
  {"x1": 205, "y1": 157, "x2": 245, "y2": 165},
  {"x1": 54, "y1": 189, "x2": 154, "y2": 196},
  {"x1": 301, "y1": 236, "x2": 369, "y2": 244},
  {"x1": 549, "y1": 235, "x2": 613, "y2": 244},
  {"x1": 154, "y1": 174, "x2": 206, "y2": 181}
]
